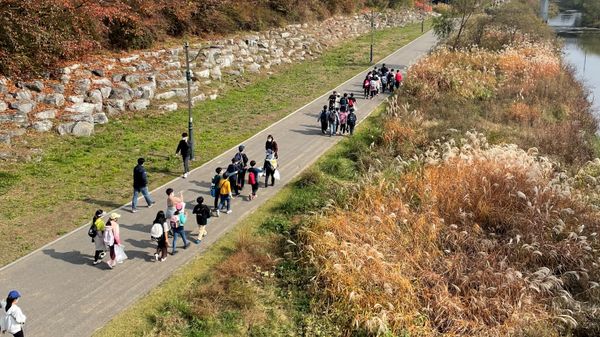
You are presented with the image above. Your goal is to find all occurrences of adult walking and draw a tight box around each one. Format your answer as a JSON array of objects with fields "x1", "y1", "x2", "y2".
[
  {"x1": 103, "y1": 213, "x2": 122, "y2": 269},
  {"x1": 151, "y1": 211, "x2": 169, "y2": 262},
  {"x1": 348, "y1": 108, "x2": 358, "y2": 136},
  {"x1": 1, "y1": 290, "x2": 26, "y2": 337},
  {"x1": 175, "y1": 132, "x2": 191, "y2": 178},
  {"x1": 90, "y1": 210, "x2": 106, "y2": 265},
  {"x1": 211, "y1": 167, "x2": 223, "y2": 211},
  {"x1": 226, "y1": 159, "x2": 240, "y2": 197},
  {"x1": 328, "y1": 108, "x2": 339, "y2": 137},
  {"x1": 318, "y1": 105, "x2": 329, "y2": 134},
  {"x1": 394, "y1": 69, "x2": 403, "y2": 90},
  {"x1": 132, "y1": 158, "x2": 154, "y2": 213},
  {"x1": 265, "y1": 135, "x2": 279, "y2": 159},
  {"x1": 233, "y1": 145, "x2": 249, "y2": 192},
  {"x1": 263, "y1": 150, "x2": 278, "y2": 187},
  {"x1": 165, "y1": 188, "x2": 184, "y2": 219}
]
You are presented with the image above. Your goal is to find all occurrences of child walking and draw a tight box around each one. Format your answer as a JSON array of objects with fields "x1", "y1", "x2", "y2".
[{"x1": 192, "y1": 197, "x2": 211, "y2": 244}]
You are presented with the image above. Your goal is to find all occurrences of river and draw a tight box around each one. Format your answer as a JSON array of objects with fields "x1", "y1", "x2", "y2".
[{"x1": 550, "y1": 12, "x2": 600, "y2": 117}]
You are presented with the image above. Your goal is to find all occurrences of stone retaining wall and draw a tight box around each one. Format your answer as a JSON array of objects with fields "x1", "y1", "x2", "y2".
[{"x1": 0, "y1": 10, "x2": 427, "y2": 148}]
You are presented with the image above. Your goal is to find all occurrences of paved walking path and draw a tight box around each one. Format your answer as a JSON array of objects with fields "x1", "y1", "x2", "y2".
[{"x1": 0, "y1": 30, "x2": 436, "y2": 337}]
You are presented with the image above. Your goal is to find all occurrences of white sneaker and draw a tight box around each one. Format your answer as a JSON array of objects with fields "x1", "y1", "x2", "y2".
[
  {"x1": 93, "y1": 260, "x2": 101, "y2": 265},
  {"x1": 226, "y1": 210, "x2": 232, "y2": 214},
  {"x1": 154, "y1": 253, "x2": 159, "y2": 261},
  {"x1": 106, "y1": 261, "x2": 113, "y2": 269},
  {"x1": 216, "y1": 209, "x2": 220, "y2": 217},
  {"x1": 99, "y1": 252, "x2": 106, "y2": 259},
  {"x1": 183, "y1": 173, "x2": 189, "y2": 178}
]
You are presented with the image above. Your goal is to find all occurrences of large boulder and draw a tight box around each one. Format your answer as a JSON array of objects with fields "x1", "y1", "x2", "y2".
[
  {"x1": 71, "y1": 121, "x2": 94, "y2": 137},
  {"x1": 32, "y1": 120, "x2": 53, "y2": 132},
  {"x1": 43, "y1": 93, "x2": 65, "y2": 107},
  {"x1": 65, "y1": 102, "x2": 96, "y2": 115},
  {"x1": 128, "y1": 99, "x2": 150, "y2": 111},
  {"x1": 24, "y1": 81, "x2": 44, "y2": 93},
  {"x1": 248, "y1": 63, "x2": 261, "y2": 73},
  {"x1": 0, "y1": 101, "x2": 7, "y2": 112},
  {"x1": 158, "y1": 103, "x2": 178, "y2": 112},
  {"x1": 10, "y1": 100, "x2": 35, "y2": 114},
  {"x1": 73, "y1": 79, "x2": 91, "y2": 94},
  {"x1": 105, "y1": 99, "x2": 126, "y2": 115},
  {"x1": 108, "y1": 87, "x2": 133, "y2": 102},
  {"x1": 35, "y1": 110, "x2": 56, "y2": 120},
  {"x1": 93, "y1": 113, "x2": 109, "y2": 125},
  {"x1": 57, "y1": 122, "x2": 75, "y2": 135},
  {"x1": 155, "y1": 91, "x2": 177, "y2": 100}
]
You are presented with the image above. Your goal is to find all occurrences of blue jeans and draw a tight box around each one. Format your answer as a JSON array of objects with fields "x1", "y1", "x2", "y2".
[
  {"x1": 172, "y1": 227, "x2": 188, "y2": 253},
  {"x1": 132, "y1": 186, "x2": 153, "y2": 209},
  {"x1": 218, "y1": 194, "x2": 231, "y2": 211},
  {"x1": 329, "y1": 122, "x2": 337, "y2": 136}
]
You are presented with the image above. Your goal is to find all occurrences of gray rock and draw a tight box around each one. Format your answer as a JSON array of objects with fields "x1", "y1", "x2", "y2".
[
  {"x1": 191, "y1": 94, "x2": 206, "y2": 105},
  {"x1": 196, "y1": 69, "x2": 210, "y2": 78},
  {"x1": 68, "y1": 95, "x2": 85, "y2": 104},
  {"x1": 10, "y1": 100, "x2": 35, "y2": 114},
  {"x1": 0, "y1": 134, "x2": 10, "y2": 145},
  {"x1": 155, "y1": 91, "x2": 177, "y2": 100},
  {"x1": 164, "y1": 61, "x2": 181, "y2": 69},
  {"x1": 158, "y1": 103, "x2": 178, "y2": 112},
  {"x1": 209, "y1": 94, "x2": 218, "y2": 100},
  {"x1": 124, "y1": 74, "x2": 141, "y2": 84},
  {"x1": 172, "y1": 88, "x2": 187, "y2": 97},
  {"x1": 24, "y1": 81, "x2": 44, "y2": 93},
  {"x1": 105, "y1": 99, "x2": 126, "y2": 115},
  {"x1": 100, "y1": 87, "x2": 112, "y2": 99},
  {"x1": 93, "y1": 113, "x2": 109, "y2": 125},
  {"x1": 0, "y1": 101, "x2": 7, "y2": 112},
  {"x1": 71, "y1": 121, "x2": 94, "y2": 137},
  {"x1": 57, "y1": 122, "x2": 75, "y2": 135},
  {"x1": 119, "y1": 55, "x2": 140, "y2": 63},
  {"x1": 49, "y1": 83, "x2": 65, "y2": 94},
  {"x1": 137, "y1": 84, "x2": 155, "y2": 99},
  {"x1": 32, "y1": 120, "x2": 53, "y2": 132},
  {"x1": 92, "y1": 69, "x2": 105, "y2": 77},
  {"x1": 210, "y1": 66, "x2": 222, "y2": 80},
  {"x1": 12, "y1": 113, "x2": 28, "y2": 125},
  {"x1": 65, "y1": 102, "x2": 96, "y2": 115},
  {"x1": 60, "y1": 74, "x2": 71, "y2": 84},
  {"x1": 67, "y1": 114, "x2": 94, "y2": 123},
  {"x1": 112, "y1": 74, "x2": 125, "y2": 82},
  {"x1": 85, "y1": 90, "x2": 103, "y2": 104},
  {"x1": 0, "y1": 83, "x2": 7, "y2": 94},
  {"x1": 35, "y1": 109, "x2": 56, "y2": 120},
  {"x1": 248, "y1": 63, "x2": 261, "y2": 73},
  {"x1": 281, "y1": 32, "x2": 291, "y2": 38},
  {"x1": 74, "y1": 79, "x2": 91, "y2": 94},
  {"x1": 42, "y1": 93, "x2": 65, "y2": 107},
  {"x1": 136, "y1": 62, "x2": 152, "y2": 72},
  {"x1": 92, "y1": 78, "x2": 112, "y2": 87},
  {"x1": 128, "y1": 99, "x2": 150, "y2": 111},
  {"x1": 14, "y1": 90, "x2": 33, "y2": 101},
  {"x1": 108, "y1": 87, "x2": 133, "y2": 101}
]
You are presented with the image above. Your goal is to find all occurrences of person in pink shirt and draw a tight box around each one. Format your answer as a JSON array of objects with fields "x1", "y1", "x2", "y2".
[
  {"x1": 339, "y1": 108, "x2": 349, "y2": 135},
  {"x1": 103, "y1": 213, "x2": 122, "y2": 269}
]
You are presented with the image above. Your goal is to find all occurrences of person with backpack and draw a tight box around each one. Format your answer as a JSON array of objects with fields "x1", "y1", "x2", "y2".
[
  {"x1": 89, "y1": 209, "x2": 106, "y2": 265},
  {"x1": 348, "y1": 93, "x2": 357, "y2": 111},
  {"x1": 165, "y1": 188, "x2": 184, "y2": 219},
  {"x1": 150, "y1": 211, "x2": 169, "y2": 262},
  {"x1": 339, "y1": 93, "x2": 349, "y2": 112},
  {"x1": 175, "y1": 132, "x2": 191, "y2": 178},
  {"x1": 370, "y1": 76, "x2": 378, "y2": 99},
  {"x1": 170, "y1": 204, "x2": 189, "y2": 254},
  {"x1": 103, "y1": 213, "x2": 122, "y2": 269},
  {"x1": 263, "y1": 150, "x2": 278, "y2": 187},
  {"x1": 132, "y1": 157, "x2": 155, "y2": 213},
  {"x1": 328, "y1": 91, "x2": 339, "y2": 110},
  {"x1": 226, "y1": 158, "x2": 240, "y2": 197},
  {"x1": 347, "y1": 108, "x2": 358, "y2": 136},
  {"x1": 387, "y1": 69, "x2": 395, "y2": 92},
  {"x1": 217, "y1": 172, "x2": 233, "y2": 215},
  {"x1": 192, "y1": 197, "x2": 211, "y2": 244},
  {"x1": 394, "y1": 69, "x2": 403, "y2": 90},
  {"x1": 265, "y1": 135, "x2": 279, "y2": 159},
  {"x1": 233, "y1": 145, "x2": 249, "y2": 192},
  {"x1": 363, "y1": 76, "x2": 371, "y2": 99},
  {"x1": 1, "y1": 290, "x2": 26, "y2": 337},
  {"x1": 317, "y1": 105, "x2": 329, "y2": 134},
  {"x1": 247, "y1": 160, "x2": 262, "y2": 200},
  {"x1": 328, "y1": 108, "x2": 339, "y2": 137},
  {"x1": 211, "y1": 167, "x2": 222, "y2": 212},
  {"x1": 339, "y1": 108, "x2": 349, "y2": 135}
]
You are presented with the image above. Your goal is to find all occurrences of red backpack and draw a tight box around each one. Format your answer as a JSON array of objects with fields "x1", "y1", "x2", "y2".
[{"x1": 248, "y1": 171, "x2": 256, "y2": 185}]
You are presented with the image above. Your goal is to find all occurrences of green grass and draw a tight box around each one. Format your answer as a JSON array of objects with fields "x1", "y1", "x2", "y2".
[
  {"x1": 93, "y1": 103, "x2": 386, "y2": 337},
  {"x1": 0, "y1": 20, "x2": 431, "y2": 266}
]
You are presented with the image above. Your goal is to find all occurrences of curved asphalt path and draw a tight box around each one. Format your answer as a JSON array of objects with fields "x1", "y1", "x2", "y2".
[{"x1": 0, "y1": 30, "x2": 436, "y2": 337}]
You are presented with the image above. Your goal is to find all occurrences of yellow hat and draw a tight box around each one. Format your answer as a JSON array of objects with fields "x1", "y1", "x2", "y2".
[{"x1": 109, "y1": 213, "x2": 121, "y2": 220}]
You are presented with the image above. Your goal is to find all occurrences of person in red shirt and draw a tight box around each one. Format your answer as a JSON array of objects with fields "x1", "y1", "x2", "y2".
[{"x1": 394, "y1": 70, "x2": 403, "y2": 90}]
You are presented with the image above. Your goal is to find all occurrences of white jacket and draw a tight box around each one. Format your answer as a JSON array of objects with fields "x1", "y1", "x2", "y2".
[{"x1": 1, "y1": 301, "x2": 26, "y2": 334}]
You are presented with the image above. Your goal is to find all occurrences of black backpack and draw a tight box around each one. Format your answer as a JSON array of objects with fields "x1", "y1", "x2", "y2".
[
  {"x1": 348, "y1": 113, "x2": 357, "y2": 124},
  {"x1": 88, "y1": 223, "x2": 97, "y2": 238},
  {"x1": 202, "y1": 205, "x2": 212, "y2": 219},
  {"x1": 328, "y1": 111, "x2": 336, "y2": 123}
]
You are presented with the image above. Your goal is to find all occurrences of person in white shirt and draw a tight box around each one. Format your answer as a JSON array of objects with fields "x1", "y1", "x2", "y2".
[{"x1": 1, "y1": 290, "x2": 26, "y2": 337}]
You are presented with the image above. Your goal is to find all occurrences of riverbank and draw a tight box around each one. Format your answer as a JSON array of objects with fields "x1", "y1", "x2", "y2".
[{"x1": 123, "y1": 1, "x2": 600, "y2": 336}]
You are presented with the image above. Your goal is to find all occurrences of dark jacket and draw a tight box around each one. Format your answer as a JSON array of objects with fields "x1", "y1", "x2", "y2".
[
  {"x1": 176, "y1": 139, "x2": 190, "y2": 158},
  {"x1": 133, "y1": 164, "x2": 148, "y2": 188},
  {"x1": 265, "y1": 140, "x2": 278, "y2": 155}
]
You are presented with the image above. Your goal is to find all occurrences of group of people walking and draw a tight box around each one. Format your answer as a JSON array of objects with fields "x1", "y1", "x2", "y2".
[
  {"x1": 87, "y1": 134, "x2": 281, "y2": 267},
  {"x1": 318, "y1": 91, "x2": 358, "y2": 136},
  {"x1": 363, "y1": 63, "x2": 403, "y2": 99}
]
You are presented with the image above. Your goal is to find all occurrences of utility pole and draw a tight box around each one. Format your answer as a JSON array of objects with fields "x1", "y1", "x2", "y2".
[
  {"x1": 370, "y1": 8, "x2": 374, "y2": 64},
  {"x1": 184, "y1": 42, "x2": 195, "y2": 160}
]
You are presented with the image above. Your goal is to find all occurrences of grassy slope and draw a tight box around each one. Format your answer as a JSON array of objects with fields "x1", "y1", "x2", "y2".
[
  {"x1": 93, "y1": 103, "x2": 385, "y2": 337},
  {"x1": 0, "y1": 21, "x2": 430, "y2": 266}
]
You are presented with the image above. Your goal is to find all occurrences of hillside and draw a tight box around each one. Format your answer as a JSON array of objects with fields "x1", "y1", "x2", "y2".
[{"x1": 0, "y1": 0, "x2": 412, "y2": 79}]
